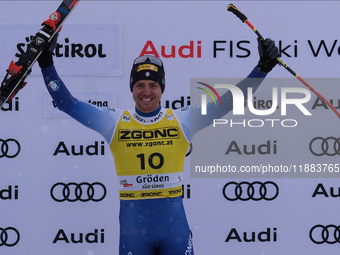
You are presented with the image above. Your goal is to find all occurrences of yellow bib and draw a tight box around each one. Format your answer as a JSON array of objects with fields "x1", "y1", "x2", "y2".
[{"x1": 109, "y1": 109, "x2": 189, "y2": 200}]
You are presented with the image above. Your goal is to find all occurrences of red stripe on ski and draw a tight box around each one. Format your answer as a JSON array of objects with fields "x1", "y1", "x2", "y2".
[{"x1": 68, "y1": 0, "x2": 79, "y2": 9}]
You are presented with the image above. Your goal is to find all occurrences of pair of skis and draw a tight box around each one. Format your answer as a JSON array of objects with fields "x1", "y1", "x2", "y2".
[{"x1": 0, "y1": 0, "x2": 79, "y2": 109}]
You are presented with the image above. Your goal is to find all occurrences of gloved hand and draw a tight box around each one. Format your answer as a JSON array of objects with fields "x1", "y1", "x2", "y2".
[
  {"x1": 257, "y1": 37, "x2": 280, "y2": 74},
  {"x1": 37, "y1": 33, "x2": 59, "y2": 68}
]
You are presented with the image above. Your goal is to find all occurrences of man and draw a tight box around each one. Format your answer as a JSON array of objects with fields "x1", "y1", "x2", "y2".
[{"x1": 38, "y1": 37, "x2": 279, "y2": 254}]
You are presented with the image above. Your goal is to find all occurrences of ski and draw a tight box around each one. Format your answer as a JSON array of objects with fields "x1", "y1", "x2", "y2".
[{"x1": 0, "y1": 0, "x2": 80, "y2": 109}]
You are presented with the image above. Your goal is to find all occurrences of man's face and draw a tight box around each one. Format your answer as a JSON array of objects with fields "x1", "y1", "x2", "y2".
[{"x1": 132, "y1": 80, "x2": 162, "y2": 113}]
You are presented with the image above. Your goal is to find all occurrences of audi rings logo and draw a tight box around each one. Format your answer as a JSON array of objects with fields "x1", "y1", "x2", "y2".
[
  {"x1": 0, "y1": 139, "x2": 20, "y2": 158},
  {"x1": 222, "y1": 181, "x2": 279, "y2": 201},
  {"x1": 310, "y1": 225, "x2": 340, "y2": 244},
  {"x1": 51, "y1": 182, "x2": 107, "y2": 202},
  {"x1": 309, "y1": 137, "x2": 340, "y2": 156},
  {"x1": 0, "y1": 227, "x2": 20, "y2": 247}
]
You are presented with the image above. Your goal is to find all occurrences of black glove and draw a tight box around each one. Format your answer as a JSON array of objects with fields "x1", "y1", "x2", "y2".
[
  {"x1": 37, "y1": 33, "x2": 59, "y2": 68},
  {"x1": 257, "y1": 37, "x2": 280, "y2": 74}
]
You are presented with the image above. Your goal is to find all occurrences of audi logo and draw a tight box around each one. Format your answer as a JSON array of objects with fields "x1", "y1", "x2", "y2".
[
  {"x1": 50, "y1": 182, "x2": 107, "y2": 202},
  {"x1": 0, "y1": 227, "x2": 20, "y2": 247},
  {"x1": 310, "y1": 224, "x2": 340, "y2": 244},
  {"x1": 0, "y1": 139, "x2": 20, "y2": 158},
  {"x1": 222, "y1": 181, "x2": 279, "y2": 201},
  {"x1": 309, "y1": 137, "x2": 340, "y2": 156}
]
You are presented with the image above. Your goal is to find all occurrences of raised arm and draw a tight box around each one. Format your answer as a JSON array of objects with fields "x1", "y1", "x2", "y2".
[
  {"x1": 190, "y1": 38, "x2": 280, "y2": 138},
  {"x1": 38, "y1": 45, "x2": 120, "y2": 143}
]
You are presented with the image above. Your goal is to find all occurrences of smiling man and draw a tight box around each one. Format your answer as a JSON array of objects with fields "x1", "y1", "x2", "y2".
[
  {"x1": 130, "y1": 56, "x2": 165, "y2": 113},
  {"x1": 38, "y1": 35, "x2": 279, "y2": 254},
  {"x1": 132, "y1": 80, "x2": 162, "y2": 112}
]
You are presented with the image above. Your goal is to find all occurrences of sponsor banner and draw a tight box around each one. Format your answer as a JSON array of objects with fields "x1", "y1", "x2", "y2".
[
  {"x1": 43, "y1": 89, "x2": 116, "y2": 118},
  {"x1": 0, "y1": 23, "x2": 122, "y2": 77},
  {"x1": 185, "y1": 178, "x2": 340, "y2": 254},
  {"x1": 2, "y1": 1, "x2": 340, "y2": 255}
]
